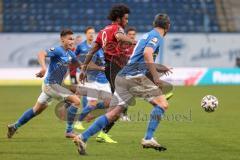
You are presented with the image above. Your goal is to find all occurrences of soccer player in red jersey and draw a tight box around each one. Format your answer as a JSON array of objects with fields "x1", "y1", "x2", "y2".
[{"x1": 79, "y1": 4, "x2": 136, "y2": 143}]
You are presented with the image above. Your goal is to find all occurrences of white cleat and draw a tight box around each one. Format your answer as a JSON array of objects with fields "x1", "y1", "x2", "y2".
[
  {"x1": 73, "y1": 135, "x2": 87, "y2": 155},
  {"x1": 141, "y1": 138, "x2": 167, "y2": 151}
]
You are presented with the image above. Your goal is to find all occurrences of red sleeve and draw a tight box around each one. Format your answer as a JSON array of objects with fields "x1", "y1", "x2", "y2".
[
  {"x1": 95, "y1": 31, "x2": 102, "y2": 47},
  {"x1": 114, "y1": 25, "x2": 124, "y2": 38}
]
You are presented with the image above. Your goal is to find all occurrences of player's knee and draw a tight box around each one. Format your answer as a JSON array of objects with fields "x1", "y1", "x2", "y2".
[
  {"x1": 103, "y1": 98, "x2": 111, "y2": 108},
  {"x1": 159, "y1": 101, "x2": 169, "y2": 110},
  {"x1": 67, "y1": 95, "x2": 81, "y2": 107},
  {"x1": 33, "y1": 102, "x2": 48, "y2": 115},
  {"x1": 72, "y1": 96, "x2": 81, "y2": 106},
  {"x1": 88, "y1": 100, "x2": 97, "y2": 107},
  {"x1": 151, "y1": 97, "x2": 169, "y2": 110}
]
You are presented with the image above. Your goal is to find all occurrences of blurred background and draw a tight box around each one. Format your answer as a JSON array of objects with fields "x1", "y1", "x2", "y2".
[{"x1": 0, "y1": 0, "x2": 240, "y2": 85}]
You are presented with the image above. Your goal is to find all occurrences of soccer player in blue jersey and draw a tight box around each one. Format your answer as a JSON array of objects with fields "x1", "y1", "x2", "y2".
[
  {"x1": 72, "y1": 26, "x2": 117, "y2": 143},
  {"x1": 7, "y1": 29, "x2": 83, "y2": 139},
  {"x1": 74, "y1": 13, "x2": 172, "y2": 155}
]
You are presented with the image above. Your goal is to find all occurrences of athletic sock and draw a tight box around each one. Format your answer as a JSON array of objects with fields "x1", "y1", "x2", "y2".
[
  {"x1": 14, "y1": 108, "x2": 36, "y2": 129},
  {"x1": 81, "y1": 115, "x2": 109, "y2": 142},
  {"x1": 78, "y1": 105, "x2": 95, "y2": 121},
  {"x1": 145, "y1": 105, "x2": 165, "y2": 140},
  {"x1": 78, "y1": 102, "x2": 105, "y2": 121},
  {"x1": 66, "y1": 105, "x2": 78, "y2": 133}
]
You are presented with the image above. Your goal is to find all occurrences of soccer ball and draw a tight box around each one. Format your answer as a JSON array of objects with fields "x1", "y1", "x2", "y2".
[{"x1": 201, "y1": 95, "x2": 218, "y2": 112}]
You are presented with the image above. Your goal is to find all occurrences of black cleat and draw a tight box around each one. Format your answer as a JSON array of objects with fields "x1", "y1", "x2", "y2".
[
  {"x1": 143, "y1": 145, "x2": 167, "y2": 151},
  {"x1": 7, "y1": 124, "x2": 17, "y2": 138}
]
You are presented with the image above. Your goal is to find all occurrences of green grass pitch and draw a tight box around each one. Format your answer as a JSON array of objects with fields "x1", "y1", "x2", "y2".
[{"x1": 0, "y1": 85, "x2": 239, "y2": 160}]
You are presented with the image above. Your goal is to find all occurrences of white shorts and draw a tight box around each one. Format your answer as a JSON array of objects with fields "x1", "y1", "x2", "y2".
[
  {"x1": 110, "y1": 75, "x2": 162, "y2": 108},
  {"x1": 76, "y1": 81, "x2": 112, "y2": 101},
  {"x1": 37, "y1": 83, "x2": 74, "y2": 104}
]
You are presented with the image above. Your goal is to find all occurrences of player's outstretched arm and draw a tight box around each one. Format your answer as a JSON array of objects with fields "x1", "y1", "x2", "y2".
[
  {"x1": 79, "y1": 43, "x2": 101, "y2": 84},
  {"x1": 144, "y1": 47, "x2": 160, "y2": 86},
  {"x1": 82, "y1": 43, "x2": 101, "y2": 71},
  {"x1": 36, "y1": 50, "x2": 47, "y2": 78},
  {"x1": 87, "y1": 61, "x2": 105, "y2": 71}
]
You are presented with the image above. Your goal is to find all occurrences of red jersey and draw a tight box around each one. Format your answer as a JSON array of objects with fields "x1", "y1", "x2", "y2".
[
  {"x1": 95, "y1": 23, "x2": 125, "y2": 61},
  {"x1": 112, "y1": 42, "x2": 135, "y2": 68}
]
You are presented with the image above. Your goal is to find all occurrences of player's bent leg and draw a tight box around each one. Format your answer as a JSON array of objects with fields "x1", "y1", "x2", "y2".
[
  {"x1": 7, "y1": 102, "x2": 48, "y2": 139},
  {"x1": 96, "y1": 105, "x2": 123, "y2": 144},
  {"x1": 91, "y1": 98, "x2": 118, "y2": 143},
  {"x1": 74, "y1": 99, "x2": 97, "y2": 130},
  {"x1": 65, "y1": 95, "x2": 81, "y2": 138},
  {"x1": 73, "y1": 105, "x2": 124, "y2": 155},
  {"x1": 7, "y1": 92, "x2": 51, "y2": 139},
  {"x1": 66, "y1": 95, "x2": 81, "y2": 107}
]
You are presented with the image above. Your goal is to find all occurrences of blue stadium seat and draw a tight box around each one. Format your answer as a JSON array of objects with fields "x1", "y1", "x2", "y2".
[{"x1": 2, "y1": 0, "x2": 220, "y2": 32}]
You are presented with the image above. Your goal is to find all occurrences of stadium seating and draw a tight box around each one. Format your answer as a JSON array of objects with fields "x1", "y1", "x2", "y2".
[
  {"x1": 3, "y1": 0, "x2": 220, "y2": 32},
  {"x1": 0, "y1": 0, "x2": 2, "y2": 32}
]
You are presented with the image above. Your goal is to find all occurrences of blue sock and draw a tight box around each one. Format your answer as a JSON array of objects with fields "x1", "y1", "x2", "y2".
[
  {"x1": 78, "y1": 102, "x2": 105, "y2": 121},
  {"x1": 81, "y1": 96, "x2": 88, "y2": 108},
  {"x1": 14, "y1": 108, "x2": 36, "y2": 129},
  {"x1": 78, "y1": 105, "x2": 95, "y2": 121},
  {"x1": 81, "y1": 115, "x2": 109, "y2": 142},
  {"x1": 66, "y1": 105, "x2": 78, "y2": 133},
  {"x1": 145, "y1": 105, "x2": 165, "y2": 140},
  {"x1": 96, "y1": 102, "x2": 105, "y2": 109}
]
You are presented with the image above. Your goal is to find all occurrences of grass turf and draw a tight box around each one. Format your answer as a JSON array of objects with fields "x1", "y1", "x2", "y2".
[{"x1": 0, "y1": 85, "x2": 239, "y2": 160}]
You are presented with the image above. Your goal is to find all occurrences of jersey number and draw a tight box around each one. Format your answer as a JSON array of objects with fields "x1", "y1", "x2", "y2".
[{"x1": 102, "y1": 31, "x2": 107, "y2": 48}]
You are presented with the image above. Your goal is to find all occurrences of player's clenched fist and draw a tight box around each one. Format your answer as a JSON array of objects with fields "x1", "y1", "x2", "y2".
[
  {"x1": 36, "y1": 68, "x2": 46, "y2": 78},
  {"x1": 79, "y1": 71, "x2": 87, "y2": 84}
]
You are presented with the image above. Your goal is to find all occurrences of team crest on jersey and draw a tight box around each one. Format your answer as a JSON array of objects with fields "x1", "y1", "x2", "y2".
[
  {"x1": 68, "y1": 55, "x2": 72, "y2": 61},
  {"x1": 150, "y1": 37, "x2": 158, "y2": 45},
  {"x1": 49, "y1": 47, "x2": 55, "y2": 51}
]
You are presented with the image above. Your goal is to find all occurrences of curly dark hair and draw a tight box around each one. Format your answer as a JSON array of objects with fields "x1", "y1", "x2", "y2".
[{"x1": 107, "y1": 4, "x2": 130, "y2": 21}]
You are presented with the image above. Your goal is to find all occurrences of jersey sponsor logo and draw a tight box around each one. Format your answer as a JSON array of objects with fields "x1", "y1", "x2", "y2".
[
  {"x1": 49, "y1": 47, "x2": 55, "y2": 51},
  {"x1": 68, "y1": 55, "x2": 72, "y2": 61},
  {"x1": 142, "y1": 33, "x2": 148, "y2": 39},
  {"x1": 150, "y1": 37, "x2": 158, "y2": 45}
]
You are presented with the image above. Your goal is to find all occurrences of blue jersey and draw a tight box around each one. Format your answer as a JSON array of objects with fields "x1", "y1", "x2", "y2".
[
  {"x1": 119, "y1": 29, "x2": 163, "y2": 76},
  {"x1": 75, "y1": 40, "x2": 108, "y2": 83},
  {"x1": 44, "y1": 46, "x2": 78, "y2": 84}
]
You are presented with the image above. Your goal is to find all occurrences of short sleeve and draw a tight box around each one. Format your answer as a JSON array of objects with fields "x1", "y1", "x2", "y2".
[
  {"x1": 75, "y1": 45, "x2": 82, "y2": 56},
  {"x1": 45, "y1": 47, "x2": 58, "y2": 57},
  {"x1": 115, "y1": 26, "x2": 124, "y2": 35},
  {"x1": 146, "y1": 36, "x2": 160, "y2": 52}
]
